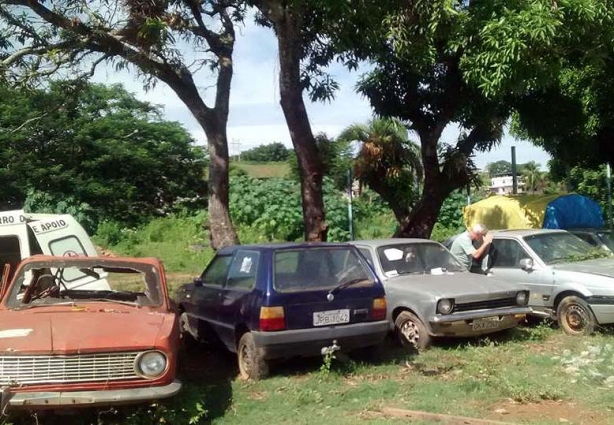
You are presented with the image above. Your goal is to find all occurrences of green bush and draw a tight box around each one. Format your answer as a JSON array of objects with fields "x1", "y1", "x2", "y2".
[
  {"x1": 94, "y1": 220, "x2": 126, "y2": 246},
  {"x1": 94, "y1": 213, "x2": 213, "y2": 273},
  {"x1": 24, "y1": 189, "x2": 99, "y2": 233},
  {"x1": 229, "y1": 175, "x2": 375, "y2": 242}
]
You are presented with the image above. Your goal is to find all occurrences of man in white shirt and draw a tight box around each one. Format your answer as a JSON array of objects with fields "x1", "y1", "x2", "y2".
[{"x1": 449, "y1": 224, "x2": 493, "y2": 271}]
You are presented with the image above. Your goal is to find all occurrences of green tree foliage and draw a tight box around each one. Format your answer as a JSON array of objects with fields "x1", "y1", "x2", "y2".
[
  {"x1": 486, "y1": 161, "x2": 512, "y2": 177},
  {"x1": 513, "y1": 64, "x2": 614, "y2": 170},
  {"x1": 0, "y1": 82, "x2": 207, "y2": 230},
  {"x1": 560, "y1": 165, "x2": 610, "y2": 212},
  {"x1": 347, "y1": 0, "x2": 612, "y2": 238},
  {"x1": 520, "y1": 161, "x2": 545, "y2": 193},
  {"x1": 338, "y1": 118, "x2": 423, "y2": 225},
  {"x1": 288, "y1": 133, "x2": 354, "y2": 191},
  {"x1": 229, "y1": 175, "x2": 374, "y2": 242},
  {"x1": 240, "y1": 142, "x2": 290, "y2": 162},
  {"x1": 0, "y1": 0, "x2": 244, "y2": 248}
]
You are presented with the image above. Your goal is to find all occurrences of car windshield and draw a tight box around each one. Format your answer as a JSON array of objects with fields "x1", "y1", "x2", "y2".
[
  {"x1": 523, "y1": 232, "x2": 610, "y2": 265},
  {"x1": 273, "y1": 247, "x2": 375, "y2": 293},
  {"x1": 596, "y1": 230, "x2": 614, "y2": 252},
  {"x1": 6, "y1": 261, "x2": 163, "y2": 308},
  {"x1": 376, "y1": 242, "x2": 466, "y2": 275}
]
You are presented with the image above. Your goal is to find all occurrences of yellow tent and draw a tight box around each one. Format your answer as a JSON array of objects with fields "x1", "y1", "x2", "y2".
[{"x1": 463, "y1": 194, "x2": 560, "y2": 230}]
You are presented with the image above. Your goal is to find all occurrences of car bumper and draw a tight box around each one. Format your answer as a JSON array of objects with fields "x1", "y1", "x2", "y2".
[
  {"x1": 7, "y1": 380, "x2": 182, "y2": 409},
  {"x1": 251, "y1": 321, "x2": 389, "y2": 359},
  {"x1": 428, "y1": 307, "x2": 531, "y2": 337}
]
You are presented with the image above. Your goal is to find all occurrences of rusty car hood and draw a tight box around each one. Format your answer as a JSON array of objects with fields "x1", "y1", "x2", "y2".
[{"x1": 0, "y1": 304, "x2": 170, "y2": 354}]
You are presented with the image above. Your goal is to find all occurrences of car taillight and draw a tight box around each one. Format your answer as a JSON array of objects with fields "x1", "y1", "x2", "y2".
[
  {"x1": 371, "y1": 297, "x2": 387, "y2": 321},
  {"x1": 259, "y1": 306, "x2": 286, "y2": 331}
]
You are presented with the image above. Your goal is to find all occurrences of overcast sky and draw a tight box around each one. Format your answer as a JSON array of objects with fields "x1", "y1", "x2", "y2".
[{"x1": 93, "y1": 19, "x2": 551, "y2": 171}]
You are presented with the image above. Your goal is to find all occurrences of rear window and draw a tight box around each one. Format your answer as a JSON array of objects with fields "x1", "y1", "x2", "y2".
[{"x1": 273, "y1": 247, "x2": 374, "y2": 293}]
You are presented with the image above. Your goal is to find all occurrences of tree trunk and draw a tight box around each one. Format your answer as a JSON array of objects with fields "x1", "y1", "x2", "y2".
[
  {"x1": 202, "y1": 117, "x2": 238, "y2": 249},
  {"x1": 394, "y1": 185, "x2": 449, "y2": 238},
  {"x1": 275, "y1": 13, "x2": 327, "y2": 241},
  {"x1": 166, "y1": 60, "x2": 239, "y2": 250},
  {"x1": 394, "y1": 150, "x2": 452, "y2": 239},
  {"x1": 394, "y1": 132, "x2": 462, "y2": 239}
]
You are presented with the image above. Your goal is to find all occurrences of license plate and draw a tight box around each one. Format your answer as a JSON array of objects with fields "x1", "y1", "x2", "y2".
[
  {"x1": 313, "y1": 309, "x2": 350, "y2": 327},
  {"x1": 472, "y1": 316, "x2": 500, "y2": 331}
]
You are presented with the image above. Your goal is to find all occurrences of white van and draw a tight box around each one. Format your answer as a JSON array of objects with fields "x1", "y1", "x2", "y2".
[{"x1": 0, "y1": 210, "x2": 109, "y2": 289}]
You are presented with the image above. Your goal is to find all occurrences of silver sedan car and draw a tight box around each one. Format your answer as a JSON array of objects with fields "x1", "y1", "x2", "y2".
[
  {"x1": 350, "y1": 239, "x2": 532, "y2": 351},
  {"x1": 477, "y1": 229, "x2": 614, "y2": 336}
]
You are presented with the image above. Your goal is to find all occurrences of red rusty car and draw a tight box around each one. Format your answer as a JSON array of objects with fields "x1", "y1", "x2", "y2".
[{"x1": 0, "y1": 255, "x2": 181, "y2": 410}]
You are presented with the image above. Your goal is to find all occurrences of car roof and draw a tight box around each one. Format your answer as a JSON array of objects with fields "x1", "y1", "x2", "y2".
[
  {"x1": 216, "y1": 242, "x2": 352, "y2": 255},
  {"x1": 349, "y1": 238, "x2": 442, "y2": 248},
  {"x1": 18, "y1": 255, "x2": 162, "y2": 268},
  {"x1": 490, "y1": 228, "x2": 569, "y2": 237}
]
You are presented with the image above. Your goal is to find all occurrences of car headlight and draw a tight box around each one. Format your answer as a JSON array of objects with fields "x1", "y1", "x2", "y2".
[
  {"x1": 135, "y1": 351, "x2": 168, "y2": 379},
  {"x1": 516, "y1": 291, "x2": 529, "y2": 306},
  {"x1": 437, "y1": 298, "x2": 454, "y2": 315}
]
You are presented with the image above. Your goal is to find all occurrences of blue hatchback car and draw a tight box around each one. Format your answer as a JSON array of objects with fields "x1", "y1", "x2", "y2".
[{"x1": 176, "y1": 242, "x2": 389, "y2": 379}]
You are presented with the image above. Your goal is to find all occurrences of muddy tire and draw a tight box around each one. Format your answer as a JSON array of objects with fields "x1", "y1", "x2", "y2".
[
  {"x1": 556, "y1": 296, "x2": 596, "y2": 336},
  {"x1": 395, "y1": 311, "x2": 431, "y2": 352},
  {"x1": 237, "y1": 332, "x2": 269, "y2": 380}
]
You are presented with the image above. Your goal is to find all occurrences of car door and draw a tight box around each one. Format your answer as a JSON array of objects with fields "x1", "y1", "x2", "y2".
[
  {"x1": 190, "y1": 254, "x2": 232, "y2": 338},
  {"x1": 216, "y1": 249, "x2": 261, "y2": 351},
  {"x1": 485, "y1": 237, "x2": 555, "y2": 308},
  {"x1": 0, "y1": 210, "x2": 29, "y2": 284}
]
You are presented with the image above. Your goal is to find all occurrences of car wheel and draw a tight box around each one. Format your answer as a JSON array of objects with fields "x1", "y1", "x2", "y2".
[
  {"x1": 179, "y1": 312, "x2": 199, "y2": 350},
  {"x1": 556, "y1": 296, "x2": 596, "y2": 336},
  {"x1": 394, "y1": 311, "x2": 431, "y2": 352},
  {"x1": 237, "y1": 332, "x2": 269, "y2": 380}
]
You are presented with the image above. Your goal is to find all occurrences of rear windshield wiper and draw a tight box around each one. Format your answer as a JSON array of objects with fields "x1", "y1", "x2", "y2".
[{"x1": 328, "y1": 278, "x2": 371, "y2": 296}]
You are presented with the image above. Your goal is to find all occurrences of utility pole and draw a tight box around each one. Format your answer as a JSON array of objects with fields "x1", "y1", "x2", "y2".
[
  {"x1": 607, "y1": 163, "x2": 612, "y2": 229},
  {"x1": 231, "y1": 139, "x2": 242, "y2": 162},
  {"x1": 511, "y1": 146, "x2": 518, "y2": 194},
  {"x1": 347, "y1": 169, "x2": 354, "y2": 240}
]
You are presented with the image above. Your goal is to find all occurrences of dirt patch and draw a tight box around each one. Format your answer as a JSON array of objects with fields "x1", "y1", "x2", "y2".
[{"x1": 485, "y1": 400, "x2": 612, "y2": 424}]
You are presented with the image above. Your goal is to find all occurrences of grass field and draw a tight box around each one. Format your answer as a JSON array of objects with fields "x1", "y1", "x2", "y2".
[
  {"x1": 24, "y1": 323, "x2": 612, "y2": 425},
  {"x1": 233, "y1": 161, "x2": 290, "y2": 178},
  {"x1": 176, "y1": 324, "x2": 614, "y2": 425}
]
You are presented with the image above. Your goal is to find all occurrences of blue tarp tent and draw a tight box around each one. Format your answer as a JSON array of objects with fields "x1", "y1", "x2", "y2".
[{"x1": 542, "y1": 194, "x2": 604, "y2": 229}]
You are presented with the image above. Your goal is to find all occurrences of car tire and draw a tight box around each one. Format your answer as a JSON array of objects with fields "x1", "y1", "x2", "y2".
[
  {"x1": 556, "y1": 296, "x2": 596, "y2": 336},
  {"x1": 395, "y1": 311, "x2": 431, "y2": 352},
  {"x1": 237, "y1": 332, "x2": 269, "y2": 380}
]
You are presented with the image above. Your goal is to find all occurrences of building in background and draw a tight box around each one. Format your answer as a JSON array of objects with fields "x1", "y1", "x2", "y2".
[{"x1": 489, "y1": 175, "x2": 525, "y2": 195}]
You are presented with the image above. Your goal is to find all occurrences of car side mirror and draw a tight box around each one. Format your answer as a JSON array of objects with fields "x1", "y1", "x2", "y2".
[
  {"x1": 193, "y1": 277, "x2": 203, "y2": 287},
  {"x1": 519, "y1": 258, "x2": 533, "y2": 271}
]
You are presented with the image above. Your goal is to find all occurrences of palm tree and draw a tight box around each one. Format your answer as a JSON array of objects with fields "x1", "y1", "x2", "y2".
[
  {"x1": 521, "y1": 161, "x2": 544, "y2": 194},
  {"x1": 338, "y1": 118, "x2": 423, "y2": 223}
]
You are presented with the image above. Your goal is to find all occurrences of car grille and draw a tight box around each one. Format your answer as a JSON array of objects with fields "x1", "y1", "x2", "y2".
[
  {"x1": 0, "y1": 351, "x2": 141, "y2": 386},
  {"x1": 454, "y1": 297, "x2": 517, "y2": 312}
]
